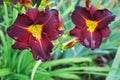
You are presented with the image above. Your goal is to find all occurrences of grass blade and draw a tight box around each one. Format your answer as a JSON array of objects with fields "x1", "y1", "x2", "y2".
[{"x1": 106, "y1": 46, "x2": 120, "y2": 80}]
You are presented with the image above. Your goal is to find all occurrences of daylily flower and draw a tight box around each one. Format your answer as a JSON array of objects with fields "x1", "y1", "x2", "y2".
[
  {"x1": 7, "y1": 7, "x2": 64, "y2": 61},
  {"x1": 70, "y1": 5, "x2": 115, "y2": 50},
  {"x1": 13, "y1": 0, "x2": 32, "y2": 8}
]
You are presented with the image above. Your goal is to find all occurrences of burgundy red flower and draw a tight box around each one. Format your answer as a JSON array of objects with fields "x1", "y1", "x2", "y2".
[
  {"x1": 7, "y1": 7, "x2": 64, "y2": 61},
  {"x1": 70, "y1": 5, "x2": 115, "y2": 50}
]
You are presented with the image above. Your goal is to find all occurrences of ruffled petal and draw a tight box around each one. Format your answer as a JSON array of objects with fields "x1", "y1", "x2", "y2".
[
  {"x1": 94, "y1": 9, "x2": 113, "y2": 21},
  {"x1": 26, "y1": 8, "x2": 39, "y2": 21},
  {"x1": 29, "y1": 33, "x2": 53, "y2": 61},
  {"x1": 80, "y1": 28, "x2": 102, "y2": 50},
  {"x1": 100, "y1": 27, "x2": 111, "y2": 38},
  {"x1": 72, "y1": 6, "x2": 87, "y2": 27},
  {"x1": 97, "y1": 16, "x2": 115, "y2": 29},
  {"x1": 43, "y1": 9, "x2": 59, "y2": 32},
  {"x1": 7, "y1": 14, "x2": 33, "y2": 42},
  {"x1": 93, "y1": 9, "x2": 115, "y2": 29},
  {"x1": 12, "y1": 41, "x2": 29, "y2": 50},
  {"x1": 42, "y1": 9, "x2": 64, "y2": 40},
  {"x1": 7, "y1": 25, "x2": 30, "y2": 42},
  {"x1": 70, "y1": 26, "x2": 82, "y2": 38},
  {"x1": 35, "y1": 7, "x2": 50, "y2": 24},
  {"x1": 86, "y1": 5, "x2": 97, "y2": 14},
  {"x1": 14, "y1": 14, "x2": 33, "y2": 28},
  {"x1": 47, "y1": 30, "x2": 62, "y2": 40},
  {"x1": 45, "y1": 12, "x2": 64, "y2": 40},
  {"x1": 76, "y1": 6, "x2": 92, "y2": 19}
]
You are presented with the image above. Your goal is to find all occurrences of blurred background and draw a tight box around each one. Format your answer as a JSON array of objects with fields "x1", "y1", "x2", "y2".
[{"x1": 0, "y1": 0, "x2": 120, "y2": 80}]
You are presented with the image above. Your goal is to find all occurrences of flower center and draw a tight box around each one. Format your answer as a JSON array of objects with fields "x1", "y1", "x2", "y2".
[
  {"x1": 28, "y1": 24, "x2": 43, "y2": 39},
  {"x1": 86, "y1": 20, "x2": 98, "y2": 32}
]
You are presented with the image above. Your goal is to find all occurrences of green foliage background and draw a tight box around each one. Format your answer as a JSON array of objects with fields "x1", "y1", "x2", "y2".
[{"x1": 0, "y1": 0, "x2": 120, "y2": 80}]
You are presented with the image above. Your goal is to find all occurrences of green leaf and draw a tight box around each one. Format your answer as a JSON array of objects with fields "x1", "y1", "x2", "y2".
[
  {"x1": 34, "y1": 71, "x2": 51, "y2": 80},
  {"x1": 3, "y1": 2, "x2": 10, "y2": 27},
  {"x1": 53, "y1": 73, "x2": 80, "y2": 79},
  {"x1": 106, "y1": 46, "x2": 120, "y2": 80},
  {"x1": 40, "y1": 57, "x2": 92, "y2": 69},
  {"x1": 0, "y1": 68, "x2": 11, "y2": 77},
  {"x1": 50, "y1": 67, "x2": 116, "y2": 74},
  {"x1": 62, "y1": 1, "x2": 76, "y2": 17},
  {"x1": 9, "y1": 73, "x2": 29, "y2": 80}
]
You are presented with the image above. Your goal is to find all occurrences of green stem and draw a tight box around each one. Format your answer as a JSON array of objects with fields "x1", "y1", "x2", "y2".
[
  {"x1": 31, "y1": 60, "x2": 42, "y2": 80},
  {"x1": 3, "y1": 2, "x2": 9, "y2": 28},
  {"x1": 88, "y1": 74, "x2": 91, "y2": 80}
]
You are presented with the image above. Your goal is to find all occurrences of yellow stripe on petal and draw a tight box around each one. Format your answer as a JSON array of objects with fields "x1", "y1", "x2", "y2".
[
  {"x1": 86, "y1": 20, "x2": 98, "y2": 32},
  {"x1": 28, "y1": 24, "x2": 43, "y2": 40}
]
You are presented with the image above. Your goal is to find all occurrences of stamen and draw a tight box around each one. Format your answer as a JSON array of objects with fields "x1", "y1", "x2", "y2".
[
  {"x1": 86, "y1": 20, "x2": 98, "y2": 32},
  {"x1": 27, "y1": 24, "x2": 43, "y2": 39}
]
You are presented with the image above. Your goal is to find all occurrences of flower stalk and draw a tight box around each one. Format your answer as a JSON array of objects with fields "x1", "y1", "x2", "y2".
[{"x1": 86, "y1": 0, "x2": 91, "y2": 8}]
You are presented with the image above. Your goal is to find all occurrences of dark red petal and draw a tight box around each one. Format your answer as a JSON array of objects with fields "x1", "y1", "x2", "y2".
[
  {"x1": 100, "y1": 27, "x2": 111, "y2": 38},
  {"x1": 7, "y1": 25, "x2": 30, "y2": 42},
  {"x1": 35, "y1": 7, "x2": 50, "y2": 24},
  {"x1": 44, "y1": 11, "x2": 64, "y2": 40},
  {"x1": 12, "y1": 41, "x2": 29, "y2": 50},
  {"x1": 29, "y1": 34, "x2": 54, "y2": 61},
  {"x1": 86, "y1": 5, "x2": 97, "y2": 14},
  {"x1": 94, "y1": 9, "x2": 113, "y2": 21},
  {"x1": 80, "y1": 28, "x2": 102, "y2": 50},
  {"x1": 26, "y1": 8, "x2": 39, "y2": 21},
  {"x1": 72, "y1": 7, "x2": 86, "y2": 27},
  {"x1": 7, "y1": 14, "x2": 33, "y2": 41},
  {"x1": 14, "y1": 14, "x2": 33, "y2": 28},
  {"x1": 97, "y1": 15, "x2": 115, "y2": 29},
  {"x1": 93, "y1": 9, "x2": 115, "y2": 29},
  {"x1": 47, "y1": 30, "x2": 61, "y2": 40},
  {"x1": 70, "y1": 26, "x2": 82, "y2": 38},
  {"x1": 76, "y1": 6, "x2": 93, "y2": 19},
  {"x1": 42, "y1": 9, "x2": 64, "y2": 40},
  {"x1": 73, "y1": 6, "x2": 94, "y2": 23},
  {"x1": 43, "y1": 9, "x2": 59, "y2": 32}
]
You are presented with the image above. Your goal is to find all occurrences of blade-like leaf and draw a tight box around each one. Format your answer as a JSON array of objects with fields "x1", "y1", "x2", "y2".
[
  {"x1": 0, "y1": 68, "x2": 11, "y2": 77},
  {"x1": 106, "y1": 46, "x2": 120, "y2": 80},
  {"x1": 53, "y1": 73, "x2": 80, "y2": 79},
  {"x1": 40, "y1": 57, "x2": 92, "y2": 69}
]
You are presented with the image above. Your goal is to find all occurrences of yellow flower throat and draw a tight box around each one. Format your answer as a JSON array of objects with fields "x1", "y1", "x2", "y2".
[
  {"x1": 28, "y1": 24, "x2": 43, "y2": 39},
  {"x1": 86, "y1": 20, "x2": 98, "y2": 32}
]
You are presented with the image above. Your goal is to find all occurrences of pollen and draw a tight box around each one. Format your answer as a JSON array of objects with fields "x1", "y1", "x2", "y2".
[
  {"x1": 86, "y1": 20, "x2": 98, "y2": 32},
  {"x1": 58, "y1": 26, "x2": 64, "y2": 31},
  {"x1": 27, "y1": 24, "x2": 43, "y2": 40}
]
